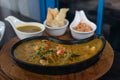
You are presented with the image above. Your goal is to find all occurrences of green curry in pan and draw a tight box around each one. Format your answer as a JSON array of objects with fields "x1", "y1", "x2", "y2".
[{"x1": 14, "y1": 39, "x2": 103, "y2": 66}]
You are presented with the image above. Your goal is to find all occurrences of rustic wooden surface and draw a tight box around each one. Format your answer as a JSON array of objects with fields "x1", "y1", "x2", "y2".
[{"x1": 0, "y1": 36, "x2": 114, "y2": 80}]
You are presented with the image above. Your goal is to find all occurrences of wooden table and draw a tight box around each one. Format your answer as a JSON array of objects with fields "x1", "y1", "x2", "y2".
[
  {"x1": 0, "y1": 6, "x2": 114, "y2": 80},
  {"x1": 0, "y1": 35, "x2": 114, "y2": 80}
]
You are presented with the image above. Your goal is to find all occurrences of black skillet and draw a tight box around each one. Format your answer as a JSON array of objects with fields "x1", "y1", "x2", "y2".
[{"x1": 10, "y1": 35, "x2": 106, "y2": 75}]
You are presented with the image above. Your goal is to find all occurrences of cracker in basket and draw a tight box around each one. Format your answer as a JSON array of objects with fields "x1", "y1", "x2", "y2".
[
  {"x1": 50, "y1": 8, "x2": 59, "y2": 19},
  {"x1": 46, "y1": 8, "x2": 69, "y2": 28},
  {"x1": 52, "y1": 8, "x2": 69, "y2": 27},
  {"x1": 46, "y1": 8, "x2": 53, "y2": 22},
  {"x1": 55, "y1": 8, "x2": 69, "y2": 22},
  {"x1": 46, "y1": 8, "x2": 59, "y2": 26}
]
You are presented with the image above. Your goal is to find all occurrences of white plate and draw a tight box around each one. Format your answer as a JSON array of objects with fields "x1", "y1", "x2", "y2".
[{"x1": 0, "y1": 21, "x2": 5, "y2": 42}]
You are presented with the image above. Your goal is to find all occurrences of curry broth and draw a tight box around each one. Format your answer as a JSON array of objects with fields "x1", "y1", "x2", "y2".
[
  {"x1": 14, "y1": 39, "x2": 103, "y2": 66},
  {"x1": 16, "y1": 25, "x2": 42, "y2": 33}
]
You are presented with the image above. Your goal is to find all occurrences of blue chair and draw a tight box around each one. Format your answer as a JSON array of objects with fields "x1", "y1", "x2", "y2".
[
  {"x1": 39, "y1": 0, "x2": 59, "y2": 22},
  {"x1": 40, "y1": 0, "x2": 104, "y2": 35},
  {"x1": 96, "y1": 0, "x2": 104, "y2": 35}
]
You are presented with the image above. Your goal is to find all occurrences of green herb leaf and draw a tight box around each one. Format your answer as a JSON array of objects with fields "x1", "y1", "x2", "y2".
[{"x1": 71, "y1": 54, "x2": 80, "y2": 58}]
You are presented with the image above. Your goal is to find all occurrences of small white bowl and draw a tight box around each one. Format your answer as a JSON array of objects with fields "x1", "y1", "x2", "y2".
[
  {"x1": 5, "y1": 16, "x2": 45, "y2": 40},
  {"x1": 16, "y1": 23, "x2": 45, "y2": 39},
  {"x1": 43, "y1": 19, "x2": 69, "y2": 36},
  {"x1": 70, "y1": 22, "x2": 96, "y2": 40},
  {"x1": 69, "y1": 10, "x2": 96, "y2": 40}
]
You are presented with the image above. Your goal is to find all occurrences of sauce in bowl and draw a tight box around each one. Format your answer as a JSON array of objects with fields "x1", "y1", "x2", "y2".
[{"x1": 16, "y1": 25, "x2": 42, "y2": 33}]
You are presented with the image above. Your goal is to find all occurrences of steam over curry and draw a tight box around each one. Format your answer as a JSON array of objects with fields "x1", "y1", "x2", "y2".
[{"x1": 14, "y1": 39, "x2": 103, "y2": 66}]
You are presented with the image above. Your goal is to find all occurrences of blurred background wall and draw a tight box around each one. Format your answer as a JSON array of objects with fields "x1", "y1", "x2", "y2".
[
  {"x1": 0, "y1": 0, "x2": 120, "y2": 52},
  {"x1": 0, "y1": 0, "x2": 40, "y2": 21},
  {"x1": 104, "y1": 0, "x2": 120, "y2": 52}
]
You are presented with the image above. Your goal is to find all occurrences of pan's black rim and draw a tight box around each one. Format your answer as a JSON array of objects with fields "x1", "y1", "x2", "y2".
[{"x1": 10, "y1": 34, "x2": 106, "y2": 75}]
